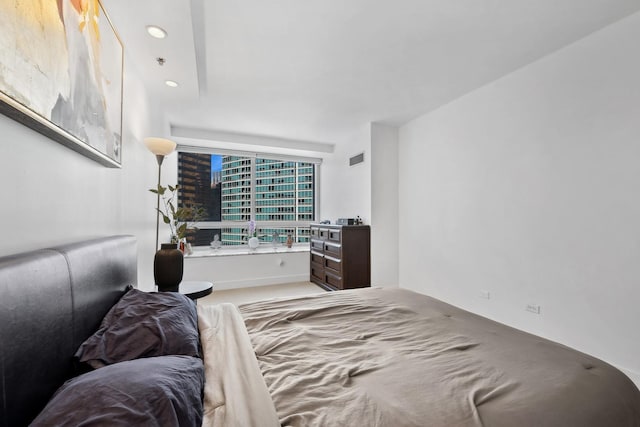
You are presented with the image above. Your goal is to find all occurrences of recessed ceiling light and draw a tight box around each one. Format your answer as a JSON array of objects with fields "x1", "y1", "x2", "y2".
[
  {"x1": 165, "y1": 80, "x2": 179, "y2": 88},
  {"x1": 146, "y1": 25, "x2": 167, "y2": 39}
]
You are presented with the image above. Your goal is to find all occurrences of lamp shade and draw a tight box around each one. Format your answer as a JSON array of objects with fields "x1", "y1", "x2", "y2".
[{"x1": 144, "y1": 137, "x2": 176, "y2": 156}]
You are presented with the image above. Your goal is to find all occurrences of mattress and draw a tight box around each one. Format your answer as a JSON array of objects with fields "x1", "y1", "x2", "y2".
[{"x1": 200, "y1": 288, "x2": 640, "y2": 427}]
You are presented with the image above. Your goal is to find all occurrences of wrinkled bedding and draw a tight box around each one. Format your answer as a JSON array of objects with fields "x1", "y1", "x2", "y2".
[
  {"x1": 198, "y1": 303, "x2": 279, "y2": 427},
  {"x1": 237, "y1": 288, "x2": 640, "y2": 427}
]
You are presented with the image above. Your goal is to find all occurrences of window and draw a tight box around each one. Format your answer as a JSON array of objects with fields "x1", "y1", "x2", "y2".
[{"x1": 177, "y1": 150, "x2": 317, "y2": 247}]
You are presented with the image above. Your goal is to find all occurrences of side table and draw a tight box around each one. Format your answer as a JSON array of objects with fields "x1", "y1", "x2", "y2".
[{"x1": 178, "y1": 281, "x2": 213, "y2": 300}]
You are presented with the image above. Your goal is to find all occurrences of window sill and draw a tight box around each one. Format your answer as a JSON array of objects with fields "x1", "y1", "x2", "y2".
[{"x1": 185, "y1": 244, "x2": 310, "y2": 258}]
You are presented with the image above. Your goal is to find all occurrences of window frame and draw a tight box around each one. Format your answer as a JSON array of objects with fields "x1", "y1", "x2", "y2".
[{"x1": 177, "y1": 145, "x2": 321, "y2": 247}]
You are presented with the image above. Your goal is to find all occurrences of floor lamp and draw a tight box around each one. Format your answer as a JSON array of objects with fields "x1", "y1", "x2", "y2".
[{"x1": 144, "y1": 137, "x2": 177, "y2": 251}]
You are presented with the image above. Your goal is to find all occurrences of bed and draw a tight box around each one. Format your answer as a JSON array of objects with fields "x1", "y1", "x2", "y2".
[
  {"x1": 200, "y1": 289, "x2": 640, "y2": 427},
  {"x1": 1, "y1": 236, "x2": 639, "y2": 426}
]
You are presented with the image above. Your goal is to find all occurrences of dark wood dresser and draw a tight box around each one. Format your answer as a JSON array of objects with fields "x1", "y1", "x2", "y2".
[{"x1": 310, "y1": 224, "x2": 371, "y2": 291}]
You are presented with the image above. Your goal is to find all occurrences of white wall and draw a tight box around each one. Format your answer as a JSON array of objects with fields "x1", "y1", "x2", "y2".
[
  {"x1": 320, "y1": 124, "x2": 372, "y2": 224},
  {"x1": 183, "y1": 251, "x2": 310, "y2": 290},
  {"x1": 0, "y1": 55, "x2": 161, "y2": 290},
  {"x1": 399, "y1": 12, "x2": 640, "y2": 384},
  {"x1": 371, "y1": 123, "x2": 399, "y2": 287}
]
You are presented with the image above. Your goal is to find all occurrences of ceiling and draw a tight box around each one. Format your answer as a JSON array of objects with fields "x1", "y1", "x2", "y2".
[{"x1": 105, "y1": 0, "x2": 640, "y2": 152}]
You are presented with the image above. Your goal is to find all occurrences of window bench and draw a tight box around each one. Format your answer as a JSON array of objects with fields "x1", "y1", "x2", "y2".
[{"x1": 185, "y1": 244, "x2": 309, "y2": 258}]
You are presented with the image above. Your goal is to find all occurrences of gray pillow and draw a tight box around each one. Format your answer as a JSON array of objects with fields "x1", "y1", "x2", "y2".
[
  {"x1": 75, "y1": 288, "x2": 200, "y2": 368},
  {"x1": 31, "y1": 356, "x2": 204, "y2": 427}
]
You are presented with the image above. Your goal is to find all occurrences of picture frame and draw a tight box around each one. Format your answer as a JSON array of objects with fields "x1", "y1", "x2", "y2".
[{"x1": 0, "y1": 0, "x2": 124, "y2": 168}]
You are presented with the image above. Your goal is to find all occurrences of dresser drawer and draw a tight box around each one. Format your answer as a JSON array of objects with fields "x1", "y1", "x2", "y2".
[
  {"x1": 311, "y1": 227, "x2": 320, "y2": 239},
  {"x1": 310, "y1": 275, "x2": 324, "y2": 287},
  {"x1": 328, "y1": 229, "x2": 341, "y2": 242},
  {"x1": 324, "y1": 255, "x2": 342, "y2": 275},
  {"x1": 324, "y1": 242, "x2": 341, "y2": 258},
  {"x1": 318, "y1": 228, "x2": 329, "y2": 239},
  {"x1": 310, "y1": 251, "x2": 324, "y2": 265},
  {"x1": 325, "y1": 271, "x2": 343, "y2": 290},
  {"x1": 310, "y1": 263, "x2": 324, "y2": 282},
  {"x1": 310, "y1": 239, "x2": 324, "y2": 252}
]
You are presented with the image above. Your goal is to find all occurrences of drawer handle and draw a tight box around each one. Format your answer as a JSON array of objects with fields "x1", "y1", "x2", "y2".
[{"x1": 324, "y1": 255, "x2": 341, "y2": 263}]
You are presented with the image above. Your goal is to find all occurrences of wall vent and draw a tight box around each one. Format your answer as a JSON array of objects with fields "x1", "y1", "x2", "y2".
[{"x1": 349, "y1": 152, "x2": 365, "y2": 166}]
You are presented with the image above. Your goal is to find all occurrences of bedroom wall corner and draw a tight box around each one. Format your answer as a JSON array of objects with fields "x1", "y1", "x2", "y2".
[
  {"x1": 371, "y1": 123, "x2": 399, "y2": 287},
  {"x1": 398, "y1": 11, "x2": 640, "y2": 383},
  {"x1": 320, "y1": 123, "x2": 399, "y2": 288},
  {"x1": 319, "y1": 124, "x2": 372, "y2": 224}
]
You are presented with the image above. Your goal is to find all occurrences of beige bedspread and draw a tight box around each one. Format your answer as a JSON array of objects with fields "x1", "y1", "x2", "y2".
[{"x1": 239, "y1": 287, "x2": 640, "y2": 427}]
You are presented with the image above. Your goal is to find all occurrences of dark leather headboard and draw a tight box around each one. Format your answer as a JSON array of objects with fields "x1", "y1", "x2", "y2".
[{"x1": 0, "y1": 235, "x2": 137, "y2": 427}]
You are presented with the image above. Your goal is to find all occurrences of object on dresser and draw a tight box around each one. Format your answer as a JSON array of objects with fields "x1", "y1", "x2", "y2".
[
  {"x1": 336, "y1": 218, "x2": 356, "y2": 225},
  {"x1": 310, "y1": 223, "x2": 370, "y2": 291}
]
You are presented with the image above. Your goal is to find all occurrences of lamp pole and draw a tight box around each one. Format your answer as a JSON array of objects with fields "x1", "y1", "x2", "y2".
[
  {"x1": 154, "y1": 154, "x2": 165, "y2": 251},
  {"x1": 144, "y1": 137, "x2": 177, "y2": 253}
]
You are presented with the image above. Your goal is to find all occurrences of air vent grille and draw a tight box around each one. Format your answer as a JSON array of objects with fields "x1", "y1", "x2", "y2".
[{"x1": 349, "y1": 152, "x2": 364, "y2": 166}]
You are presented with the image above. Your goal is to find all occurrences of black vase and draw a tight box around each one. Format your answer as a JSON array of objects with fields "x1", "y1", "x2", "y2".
[{"x1": 154, "y1": 243, "x2": 184, "y2": 292}]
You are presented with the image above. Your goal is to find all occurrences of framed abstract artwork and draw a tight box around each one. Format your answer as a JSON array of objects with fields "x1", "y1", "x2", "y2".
[{"x1": 0, "y1": 0, "x2": 124, "y2": 168}]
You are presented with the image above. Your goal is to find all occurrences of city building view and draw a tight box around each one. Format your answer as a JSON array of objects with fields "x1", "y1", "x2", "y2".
[{"x1": 178, "y1": 152, "x2": 315, "y2": 246}]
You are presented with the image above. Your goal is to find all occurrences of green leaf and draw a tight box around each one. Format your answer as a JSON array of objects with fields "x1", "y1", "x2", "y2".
[
  {"x1": 162, "y1": 214, "x2": 170, "y2": 224},
  {"x1": 177, "y1": 223, "x2": 187, "y2": 238},
  {"x1": 149, "y1": 189, "x2": 158, "y2": 194}
]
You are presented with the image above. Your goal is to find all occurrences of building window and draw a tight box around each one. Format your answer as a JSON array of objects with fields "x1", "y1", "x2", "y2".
[{"x1": 178, "y1": 151, "x2": 317, "y2": 247}]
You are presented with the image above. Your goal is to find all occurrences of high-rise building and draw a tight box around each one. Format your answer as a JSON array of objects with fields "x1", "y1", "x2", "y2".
[
  {"x1": 255, "y1": 159, "x2": 313, "y2": 222},
  {"x1": 178, "y1": 153, "x2": 220, "y2": 246},
  {"x1": 220, "y1": 157, "x2": 314, "y2": 244},
  {"x1": 177, "y1": 152, "x2": 214, "y2": 219},
  {"x1": 179, "y1": 152, "x2": 315, "y2": 246},
  {"x1": 220, "y1": 156, "x2": 252, "y2": 244}
]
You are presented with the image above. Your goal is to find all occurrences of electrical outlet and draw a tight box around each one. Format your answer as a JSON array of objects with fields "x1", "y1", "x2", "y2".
[
  {"x1": 526, "y1": 304, "x2": 541, "y2": 314},
  {"x1": 479, "y1": 290, "x2": 490, "y2": 299}
]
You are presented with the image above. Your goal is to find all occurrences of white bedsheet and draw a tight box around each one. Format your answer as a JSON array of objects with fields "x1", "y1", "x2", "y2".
[{"x1": 197, "y1": 303, "x2": 279, "y2": 427}]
